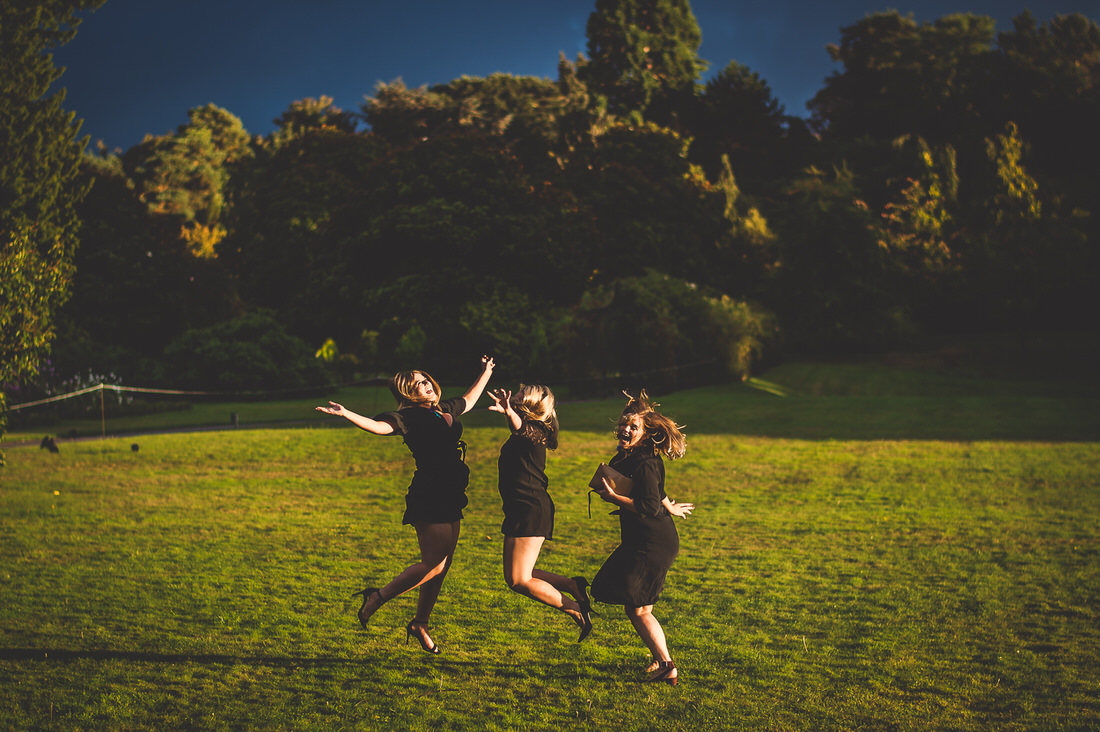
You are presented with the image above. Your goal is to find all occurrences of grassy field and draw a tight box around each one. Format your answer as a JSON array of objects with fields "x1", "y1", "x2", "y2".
[{"x1": 2, "y1": 345, "x2": 1099, "y2": 730}]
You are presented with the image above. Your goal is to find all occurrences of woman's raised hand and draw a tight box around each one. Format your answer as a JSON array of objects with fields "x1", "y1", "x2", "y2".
[
  {"x1": 488, "y1": 388, "x2": 512, "y2": 414},
  {"x1": 481, "y1": 355, "x2": 496, "y2": 372}
]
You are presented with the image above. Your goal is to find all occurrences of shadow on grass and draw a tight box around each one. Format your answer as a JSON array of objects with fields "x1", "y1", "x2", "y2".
[
  {"x1": 0, "y1": 647, "x2": 627, "y2": 685},
  {"x1": 0, "y1": 647, "x2": 359, "y2": 668}
]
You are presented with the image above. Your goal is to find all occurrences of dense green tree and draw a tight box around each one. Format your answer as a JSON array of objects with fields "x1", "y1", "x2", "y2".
[
  {"x1": 220, "y1": 121, "x2": 388, "y2": 342},
  {"x1": 878, "y1": 136, "x2": 960, "y2": 276},
  {"x1": 953, "y1": 122, "x2": 1092, "y2": 335},
  {"x1": 25, "y1": 1, "x2": 1098, "y2": 398},
  {"x1": 227, "y1": 119, "x2": 575, "y2": 378},
  {"x1": 557, "y1": 270, "x2": 775, "y2": 394},
  {"x1": 52, "y1": 152, "x2": 238, "y2": 383},
  {"x1": 710, "y1": 155, "x2": 778, "y2": 296},
  {"x1": 123, "y1": 104, "x2": 252, "y2": 257},
  {"x1": 364, "y1": 71, "x2": 596, "y2": 174},
  {"x1": 809, "y1": 12, "x2": 995, "y2": 145},
  {"x1": 552, "y1": 53, "x2": 618, "y2": 168},
  {"x1": 237, "y1": 91, "x2": 770, "y2": 380},
  {"x1": 457, "y1": 284, "x2": 554, "y2": 381},
  {"x1": 363, "y1": 79, "x2": 469, "y2": 146},
  {"x1": 270, "y1": 95, "x2": 357, "y2": 147},
  {"x1": 357, "y1": 79, "x2": 769, "y2": 375},
  {"x1": 992, "y1": 12, "x2": 1100, "y2": 215},
  {"x1": 354, "y1": 132, "x2": 576, "y2": 375},
  {"x1": 563, "y1": 120, "x2": 723, "y2": 287},
  {"x1": 764, "y1": 165, "x2": 904, "y2": 350},
  {"x1": 691, "y1": 60, "x2": 790, "y2": 188},
  {"x1": 581, "y1": 0, "x2": 706, "y2": 122},
  {"x1": 800, "y1": 9, "x2": 1096, "y2": 341},
  {"x1": 0, "y1": 0, "x2": 102, "y2": 454},
  {"x1": 162, "y1": 310, "x2": 329, "y2": 392}
]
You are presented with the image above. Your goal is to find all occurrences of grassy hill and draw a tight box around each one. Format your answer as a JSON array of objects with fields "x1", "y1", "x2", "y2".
[{"x1": 2, "y1": 338, "x2": 1097, "y2": 729}]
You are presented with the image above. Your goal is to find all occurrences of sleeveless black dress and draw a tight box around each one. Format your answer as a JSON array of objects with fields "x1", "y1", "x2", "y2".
[
  {"x1": 591, "y1": 448, "x2": 679, "y2": 607},
  {"x1": 376, "y1": 397, "x2": 469, "y2": 525},
  {"x1": 498, "y1": 419, "x2": 558, "y2": 538}
]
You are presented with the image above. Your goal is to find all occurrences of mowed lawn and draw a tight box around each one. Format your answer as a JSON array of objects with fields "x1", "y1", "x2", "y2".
[{"x1": 1, "y1": 358, "x2": 1098, "y2": 730}]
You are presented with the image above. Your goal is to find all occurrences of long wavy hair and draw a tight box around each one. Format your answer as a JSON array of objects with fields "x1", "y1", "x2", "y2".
[
  {"x1": 390, "y1": 370, "x2": 440, "y2": 408},
  {"x1": 512, "y1": 384, "x2": 558, "y2": 448},
  {"x1": 618, "y1": 390, "x2": 686, "y2": 460},
  {"x1": 512, "y1": 384, "x2": 556, "y2": 424}
]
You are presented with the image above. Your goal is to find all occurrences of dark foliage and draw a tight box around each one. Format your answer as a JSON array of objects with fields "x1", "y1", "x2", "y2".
[{"x1": 7, "y1": 2, "x2": 1098, "y2": 404}]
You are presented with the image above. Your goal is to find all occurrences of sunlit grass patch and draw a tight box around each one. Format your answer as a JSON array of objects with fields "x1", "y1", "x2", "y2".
[{"x1": 2, "y1": 369, "x2": 1099, "y2": 729}]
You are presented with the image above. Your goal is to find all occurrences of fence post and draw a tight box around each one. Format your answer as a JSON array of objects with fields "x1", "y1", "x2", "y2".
[{"x1": 100, "y1": 384, "x2": 106, "y2": 438}]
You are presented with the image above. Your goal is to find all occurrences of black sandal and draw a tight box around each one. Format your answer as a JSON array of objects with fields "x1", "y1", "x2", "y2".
[
  {"x1": 351, "y1": 587, "x2": 384, "y2": 629},
  {"x1": 405, "y1": 620, "x2": 441, "y2": 654},
  {"x1": 571, "y1": 576, "x2": 594, "y2": 642},
  {"x1": 645, "y1": 660, "x2": 678, "y2": 686}
]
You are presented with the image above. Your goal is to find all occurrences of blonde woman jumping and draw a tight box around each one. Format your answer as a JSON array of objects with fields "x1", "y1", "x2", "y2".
[{"x1": 488, "y1": 385, "x2": 593, "y2": 641}]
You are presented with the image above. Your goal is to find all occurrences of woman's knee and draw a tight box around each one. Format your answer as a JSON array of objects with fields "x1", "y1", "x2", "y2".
[
  {"x1": 625, "y1": 604, "x2": 653, "y2": 619},
  {"x1": 503, "y1": 569, "x2": 531, "y2": 592},
  {"x1": 422, "y1": 555, "x2": 449, "y2": 579}
]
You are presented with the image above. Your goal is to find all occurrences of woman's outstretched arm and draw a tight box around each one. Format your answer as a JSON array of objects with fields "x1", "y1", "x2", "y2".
[
  {"x1": 459, "y1": 355, "x2": 495, "y2": 414},
  {"x1": 315, "y1": 402, "x2": 395, "y2": 435}
]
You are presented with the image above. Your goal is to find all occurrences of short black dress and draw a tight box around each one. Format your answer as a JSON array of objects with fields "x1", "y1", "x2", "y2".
[
  {"x1": 376, "y1": 397, "x2": 470, "y2": 525},
  {"x1": 591, "y1": 447, "x2": 679, "y2": 607},
  {"x1": 498, "y1": 419, "x2": 558, "y2": 538}
]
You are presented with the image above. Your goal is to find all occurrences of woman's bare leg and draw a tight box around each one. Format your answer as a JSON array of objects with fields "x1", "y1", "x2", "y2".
[
  {"x1": 626, "y1": 604, "x2": 677, "y2": 679},
  {"x1": 405, "y1": 521, "x2": 460, "y2": 649},
  {"x1": 503, "y1": 536, "x2": 585, "y2": 624},
  {"x1": 412, "y1": 521, "x2": 461, "y2": 619},
  {"x1": 356, "y1": 521, "x2": 459, "y2": 632}
]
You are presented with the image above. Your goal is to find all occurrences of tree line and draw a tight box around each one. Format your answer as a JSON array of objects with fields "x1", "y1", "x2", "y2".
[{"x1": 3, "y1": 0, "x2": 1099, "y2": 422}]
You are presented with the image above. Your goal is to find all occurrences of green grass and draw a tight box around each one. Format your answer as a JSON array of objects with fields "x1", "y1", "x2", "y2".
[{"x1": 2, "y1": 351, "x2": 1099, "y2": 730}]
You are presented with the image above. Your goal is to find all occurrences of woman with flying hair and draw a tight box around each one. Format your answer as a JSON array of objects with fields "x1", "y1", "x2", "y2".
[
  {"x1": 315, "y1": 356, "x2": 495, "y2": 654},
  {"x1": 591, "y1": 390, "x2": 695, "y2": 685},
  {"x1": 487, "y1": 385, "x2": 593, "y2": 642}
]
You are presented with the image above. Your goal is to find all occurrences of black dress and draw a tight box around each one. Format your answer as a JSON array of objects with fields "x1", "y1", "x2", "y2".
[
  {"x1": 498, "y1": 419, "x2": 558, "y2": 538},
  {"x1": 376, "y1": 397, "x2": 470, "y2": 525},
  {"x1": 591, "y1": 448, "x2": 679, "y2": 607}
]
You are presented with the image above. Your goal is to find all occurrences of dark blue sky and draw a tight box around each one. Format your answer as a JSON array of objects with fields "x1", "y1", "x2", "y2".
[{"x1": 53, "y1": 0, "x2": 1099, "y2": 151}]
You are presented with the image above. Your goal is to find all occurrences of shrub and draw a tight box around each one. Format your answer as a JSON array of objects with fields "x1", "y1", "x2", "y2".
[{"x1": 163, "y1": 310, "x2": 330, "y2": 393}]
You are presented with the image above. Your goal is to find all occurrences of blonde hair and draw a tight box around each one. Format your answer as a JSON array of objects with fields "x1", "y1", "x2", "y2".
[
  {"x1": 619, "y1": 390, "x2": 686, "y2": 460},
  {"x1": 390, "y1": 370, "x2": 440, "y2": 408},
  {"x1": 511, "y1": 384, "x2": 557, "y2": 425},
  {"x1": 511, "y1": 384, "x2": 558, "y2": 448}
]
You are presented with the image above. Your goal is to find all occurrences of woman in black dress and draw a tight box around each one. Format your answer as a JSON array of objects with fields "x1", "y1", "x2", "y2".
[
  {"x1": 315, "y1": 356, "x2": 494, "y2": 654},
  {"x1": 487, "y1": 385, "x2": 593, "y2": 641},
  {"x1": 591, "y1": 391, "x2": 694, "y2": 685}
]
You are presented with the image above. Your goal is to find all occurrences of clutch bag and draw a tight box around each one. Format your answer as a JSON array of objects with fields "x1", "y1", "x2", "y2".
[{"x1": 588, "y1": 462, "x2": 633, "y2": 496}]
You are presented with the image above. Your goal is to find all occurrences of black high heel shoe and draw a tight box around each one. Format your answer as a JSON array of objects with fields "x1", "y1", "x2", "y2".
[
  {"x1": 351, "y1": 587, "x2": 384, "y2": 629},
  {"x1": 645, "y1": 660, "x2": 678, "y2": 686},
  {"x1": 571, "y1": 576, "x2": 594, "y2": 642},
  {"x1": 405, "y1": 620, "x2": 441, "y2": 654}
]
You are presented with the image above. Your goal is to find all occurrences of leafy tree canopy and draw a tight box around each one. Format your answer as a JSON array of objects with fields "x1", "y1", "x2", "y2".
[
  {"x1": 809, "y1": 11, "x2": 996, "y2": 143},
  {"x1": 582, "y1": 0, "x2": 707, "y2": 120},
  {"x1": 691, "y1": 60, "x2": 789, "y2": 186},
  {"x1": 271, "y1": 95, "x2": 358, "y2": 147},
  {"x1": 122, "y1": 104, "x2": 252, "y2": 257},
  {"x1": 1, "y1": 0, "x2": 102, "y2": 388},
  {"x1": 992, "y1": 12, "x2": 1100, "y2": 197}
]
